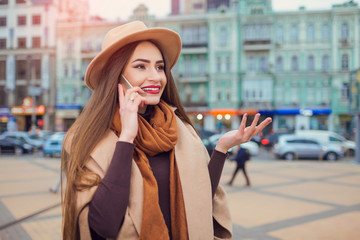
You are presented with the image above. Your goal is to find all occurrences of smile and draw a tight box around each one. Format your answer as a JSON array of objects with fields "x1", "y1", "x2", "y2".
[{"x1": 142, "y1": 86, "x2": 161, "y2": 94}]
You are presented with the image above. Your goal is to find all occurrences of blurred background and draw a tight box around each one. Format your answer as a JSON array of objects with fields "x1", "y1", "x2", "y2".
[
  {"x1": 0, "y1": 0, "x2": 360, "y2": 149},
  {"x1": 1, "y1": 1, "x2": 360, "y2": 239}
]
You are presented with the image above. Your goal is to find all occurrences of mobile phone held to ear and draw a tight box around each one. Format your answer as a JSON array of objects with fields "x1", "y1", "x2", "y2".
[{"x1": 120, "y1": 74, "x2": 133, "y2": 90}]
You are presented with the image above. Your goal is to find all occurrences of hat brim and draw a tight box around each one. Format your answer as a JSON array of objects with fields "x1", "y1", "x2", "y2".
[{"x1": 85, "y1": 28, "x2": 181, "y2": 90}]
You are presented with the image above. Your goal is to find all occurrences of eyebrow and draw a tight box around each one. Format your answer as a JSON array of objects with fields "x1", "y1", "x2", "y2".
[{"x1": 132, "y1": 58, "x2": 164, "y2": 64}]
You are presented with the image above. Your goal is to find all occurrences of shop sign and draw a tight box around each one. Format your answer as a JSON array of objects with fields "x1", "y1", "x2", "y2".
[
  {"x1": 10, "y1": 97, "x2": 45, "y2": 115},
  {"x1": 10, "y1": 105, "x2": 46, "y2": 115}
]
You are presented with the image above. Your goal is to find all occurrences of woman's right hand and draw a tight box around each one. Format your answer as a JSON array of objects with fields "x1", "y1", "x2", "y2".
[{"x1": 117, "y1": 84, "x2": 148, "y2": 143}]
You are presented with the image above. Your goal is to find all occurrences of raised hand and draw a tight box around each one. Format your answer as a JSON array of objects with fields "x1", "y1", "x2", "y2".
[
  {"x1": 117, "y1": 84, "x2": 148, "y2": 143},
  {"x1": 215, "y1": 113, "x2": 272, "y2": 154}
]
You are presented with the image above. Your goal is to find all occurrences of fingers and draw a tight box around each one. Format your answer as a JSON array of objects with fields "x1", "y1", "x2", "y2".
[
  {"x1": 254, "y1": 117, "x2": 272, "y2": 135},
  {"x1": 238, "y1": 113, "x2": 247, "y2": 135},
  {"x1": 118, "y1": 84, "x2": 124, "y2": 104}
]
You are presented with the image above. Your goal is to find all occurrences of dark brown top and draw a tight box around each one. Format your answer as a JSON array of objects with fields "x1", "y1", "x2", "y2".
[{"x1": 88, "y1": 143, "x2": 226, "y2": 239}]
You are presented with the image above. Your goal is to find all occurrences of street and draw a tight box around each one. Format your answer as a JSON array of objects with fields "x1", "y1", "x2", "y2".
[{"x1": 0, "y1": 150, "x2": 360, "y2": 240}]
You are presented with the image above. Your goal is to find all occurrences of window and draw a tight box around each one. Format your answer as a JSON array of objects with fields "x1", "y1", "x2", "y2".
[
  {"x1": 322, "y1": 55, "x2": 329, "y2": 72},
  {"x1": 216, "y1": 57, "x2": 221, "y2": 72},
  {"x1": 307, "y1": 55, "x2": 315, "y2": 71},
  {"x1": 341, "y1": 23, "x2": 349, "y2": 40},
  {"x1": 259, "y1": 56, "x2": 267, "y2": 72},
  {"x1": 32, "y1": 37, "x2": 40, "y2": 48},
  {"x1": 307, "y1": 24, "x2": 315, "y2": 41},
  {"x1": 17, "y1": 37, "x2": 26, "y2": 48},
  {"x1": 32, "y1": 15, "x2": 41, "y2": 25},
  {"x1": 226, "y1": 86, "x2": 231, "y2": 101},
  {"x1": 185, "y1": 56, "x2": 192, "y2": 77},
  {"x1": 341, "y1": 83, "x2": 349, "y2": 99},
  {"x1": 225, "y1": 56, "x2": 231, "y2": 72},
  {"x1": 0, "y1": 38, "x2": 5, "y2": 49},
  {"x1": 219, "y1": 27, "x2": 227, "y2": 46},
  {"x1": 341, "y1": 54, "x2": 348, "y2": 71},
  {"x1": 276, "y1": 56, "x2": 283, "y2": 72},
  {"x1": 199, "y1": 55, "x2": 206, "y2": 74},
  {"x1": 0, "y1": 17, "x2": 6, "y2": 27},
  {"x1": 16, "y1": 60, "x2": 27, "y2": 79},
  {"x1": 276, "y1": 26, "x2": 284, "y2": 43},
  {"x1": 247, "y1": 56, "x2": 256, "y2": 72},
  {"x1": 17, "y1": 16, "x2": 26, "y2": 26},
  {"x1": 322, "y1": 23, "x2": 330, "y2": 41},
  {"x1": 290, "y1": 24, "x2": 298, "y2": 42},
  {"x1": 291, "y1": 56, "x2": 298, "y2": 71},
  {"x1": 216, "y1": 86, "x2": 221, "y2": 101},
  {"x1": 0, "y1": 60, "x2": 6, "y2": 80}
]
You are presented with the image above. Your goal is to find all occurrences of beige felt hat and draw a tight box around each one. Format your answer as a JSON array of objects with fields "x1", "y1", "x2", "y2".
[{"x1": 85, "y1": 21, "x2": 182, "y2": 90}]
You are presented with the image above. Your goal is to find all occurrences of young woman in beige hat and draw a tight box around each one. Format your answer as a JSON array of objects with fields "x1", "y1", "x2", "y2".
[{"x1": 61, "y1": 21, "x2": 271, "y2": 240}]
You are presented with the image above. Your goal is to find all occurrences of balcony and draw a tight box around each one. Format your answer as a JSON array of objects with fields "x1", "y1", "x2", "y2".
[
  {"x1": 339, "y1": 38, "x2": 352, "y2": 48},
  {"x1": 243, "y1": 39, "x2": 271, "y2": 51},
  {"x1": 177, "y1": 73, "x2": 208, "y2": 83},
  {"x1": 181, "y1": 42, "x2": 207, "y2": 54},
  {"x1": 241, "y1": 101, "x2": 273, "y2": 109}
]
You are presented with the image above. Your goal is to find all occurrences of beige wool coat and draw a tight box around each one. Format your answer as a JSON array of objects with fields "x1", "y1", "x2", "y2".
[{"x1": 74, "y1": 115, "x2": 233, "y2": 239}]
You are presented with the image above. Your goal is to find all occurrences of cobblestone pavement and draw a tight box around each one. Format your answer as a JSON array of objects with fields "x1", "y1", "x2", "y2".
[{"x1": 0, "y1": 152, "x2": 359, "y2": 240}]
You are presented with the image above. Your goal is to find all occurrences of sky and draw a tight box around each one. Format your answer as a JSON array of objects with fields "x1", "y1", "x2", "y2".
[{"x1": 88, "y1": 0, "x2": 356, "y2": 21}]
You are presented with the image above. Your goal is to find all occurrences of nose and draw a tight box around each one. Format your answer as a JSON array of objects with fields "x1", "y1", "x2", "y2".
[{"x1": 147, "y1": 67, "x2": 162, "y2": 82}]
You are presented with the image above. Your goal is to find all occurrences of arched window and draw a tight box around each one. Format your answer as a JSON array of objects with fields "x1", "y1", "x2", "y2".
[{"x1": 341, "y1": 23, "x2": 349, "y2": 40}]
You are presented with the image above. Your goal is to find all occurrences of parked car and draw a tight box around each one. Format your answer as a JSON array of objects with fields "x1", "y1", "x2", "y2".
[
  {"x1": 205, "y1": 134, "x2": 259, "y2": 156},
  {"x1": 261, "y1": 129, "x2": 294, "y2": 149},
  {"x1": 295, "y1": 130, "x2": 356, "y2": 156},
  {"x1": 0, "y1": 136, "x2": 34, "y2": 154},
  {"x1": 273, "y1": 135, "x2": 344, "y2": 161},
  {"x1": 43, "y1": 135, "x2": 65, "y2": 158},
  {"x1": 1, "y1": 131, "x2": 43, "y2": 149}
]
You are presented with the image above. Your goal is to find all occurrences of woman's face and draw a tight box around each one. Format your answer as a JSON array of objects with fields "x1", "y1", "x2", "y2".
[{"x1": 122, "y1": 41, "x2": 167, "y2": 109}]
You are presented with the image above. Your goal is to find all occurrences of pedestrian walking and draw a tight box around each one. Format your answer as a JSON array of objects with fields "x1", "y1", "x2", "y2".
[
  {"x1": 228, "y1": 145, "x2": 251, "y2": 186},
  {"x1": 61, "y1": 21, "x2": 272, "y2": 240}
]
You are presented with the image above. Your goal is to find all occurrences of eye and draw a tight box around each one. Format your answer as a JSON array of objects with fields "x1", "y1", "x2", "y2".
[
  {"x1": 134, "y1": 64, "x2": 145, "y2": 69},
  {"x1": 156, "y1": 65, "x2": 165, "y2": 71}
]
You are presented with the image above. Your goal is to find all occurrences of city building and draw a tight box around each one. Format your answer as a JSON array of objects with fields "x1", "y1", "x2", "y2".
[{"x1": 0, "y1": 0, "x2": 59, "y2": 132}]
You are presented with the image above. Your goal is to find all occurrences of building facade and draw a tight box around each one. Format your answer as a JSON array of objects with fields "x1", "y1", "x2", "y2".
[
  {"x1": 0, "y1": 0, "x2": 58, "y2": 132},
  {"x1": 2, "y1": 0, "x2": 358, "y2": 138}
]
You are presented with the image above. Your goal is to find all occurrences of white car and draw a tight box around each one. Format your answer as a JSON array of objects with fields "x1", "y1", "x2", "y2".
[
  {"x1": 295, "y1": 130, "x2": 355, "y2": 156},
  {"x1": 273, "y1": 135, "x2": 344, "y2": 161},
  {"x1": 208, "y1": 134, "x2": 259, "y2": 156}
]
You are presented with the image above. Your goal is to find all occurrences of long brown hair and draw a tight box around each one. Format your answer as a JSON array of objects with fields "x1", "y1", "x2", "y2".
[{"x1": 61, "y1": 40, "x2": 195, "y2": 239}]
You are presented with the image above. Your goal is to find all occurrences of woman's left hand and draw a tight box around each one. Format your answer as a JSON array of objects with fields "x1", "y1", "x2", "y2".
[{"x1": 215, "y1": 113, "x2": 272, "y2": 154}]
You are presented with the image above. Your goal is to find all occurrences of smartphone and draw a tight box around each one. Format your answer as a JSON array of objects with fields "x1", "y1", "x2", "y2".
[{"x1": 120, "y1": 74, "x2": 133, "y2": 90}]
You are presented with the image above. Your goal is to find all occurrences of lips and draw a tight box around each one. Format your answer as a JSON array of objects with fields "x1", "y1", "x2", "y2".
[{"x1": 141, "y1": 85, "x2": 161, "y2": 94}]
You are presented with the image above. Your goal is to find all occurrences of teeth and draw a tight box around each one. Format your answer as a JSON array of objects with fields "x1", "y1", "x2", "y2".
[{"x1": 143, "y1": 88, "x2": 159, "y2": 91}]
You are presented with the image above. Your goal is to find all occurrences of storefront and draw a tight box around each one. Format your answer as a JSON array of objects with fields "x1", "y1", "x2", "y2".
[
  {"x1": 55, "y1": 104, "x2": 82, "y2": 131},
  {"x1": 0, "y1": 107, "x2": 10, "y2": 133},
  {"x1": 10, "y1": 97, "x2": 46, "y2": 131},
  {"x1": 259, "y1": 108, "x2": 332, "y2": 132}
]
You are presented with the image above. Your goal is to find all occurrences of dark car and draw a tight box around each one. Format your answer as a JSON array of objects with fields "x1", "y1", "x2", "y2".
[{"x1": 0, "y1": 136, "x2": 35, "y2": 154}]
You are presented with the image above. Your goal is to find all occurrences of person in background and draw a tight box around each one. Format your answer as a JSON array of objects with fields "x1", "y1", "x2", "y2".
[
  {"x1": 228, "y1": 145, "x2": 251, "y2": 187},
  {"x1": 61, "y1": 21, "x2": 272, "y2": 240}
]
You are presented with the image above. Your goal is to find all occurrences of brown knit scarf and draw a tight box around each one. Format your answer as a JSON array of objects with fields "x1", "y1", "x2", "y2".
[{"x1": 112, "y1": 100, "x2": 188, "y2": 240}]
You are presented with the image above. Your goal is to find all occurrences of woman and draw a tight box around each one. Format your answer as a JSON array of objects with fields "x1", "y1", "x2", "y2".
[{"x1": 61, "y1": 21, "x2": 272, "y2": 240}]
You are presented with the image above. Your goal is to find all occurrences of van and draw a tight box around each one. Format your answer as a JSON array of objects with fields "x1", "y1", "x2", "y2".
[{"x1": 295, "y1": 130, "x2": 356, "y2": 156}]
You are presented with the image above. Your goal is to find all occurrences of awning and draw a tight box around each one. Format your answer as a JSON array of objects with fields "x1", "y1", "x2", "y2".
[{"x1": 209, "y1": 109, "x2": 259, "y2": 116}]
